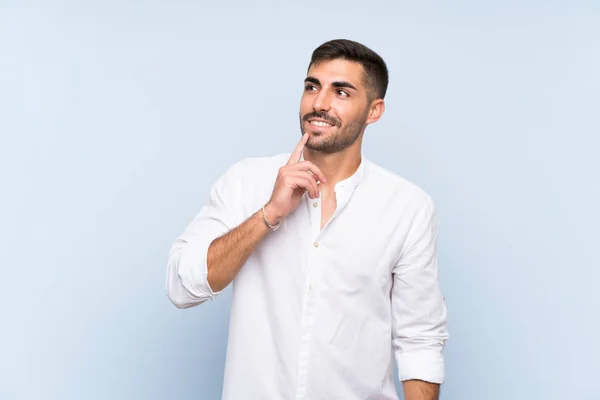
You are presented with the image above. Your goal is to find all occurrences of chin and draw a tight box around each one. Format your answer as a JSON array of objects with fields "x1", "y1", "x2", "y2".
[{"x1": 305, "y1": 137, "x2": 329, "y2": 151}]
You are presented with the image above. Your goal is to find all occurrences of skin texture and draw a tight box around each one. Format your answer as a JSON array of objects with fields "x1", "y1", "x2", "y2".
[
  {"x1": 206, "y1": 58, "x2": 440, "y2": 399},
  {"x1": 402, "y1": 379, "x2": 440, "y2": 400}
]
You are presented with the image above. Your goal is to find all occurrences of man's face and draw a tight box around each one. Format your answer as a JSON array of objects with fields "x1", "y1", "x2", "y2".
[{"x1": 299, "y1": 59, "x2": 372, "y2": 154}]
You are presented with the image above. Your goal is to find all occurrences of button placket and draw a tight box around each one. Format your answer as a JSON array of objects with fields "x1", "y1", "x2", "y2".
[
  {"x1": 296, "y1": 252, "x2": 319, "y2": 398},
  {"x1": 308, "y1": 195, "x2": 321, "y2": 293},
  {"x1": 295, "y1": 194, "x2": 323, "y2": 398}
]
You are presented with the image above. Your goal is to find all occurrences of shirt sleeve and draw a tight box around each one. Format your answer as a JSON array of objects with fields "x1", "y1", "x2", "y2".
[
  {"x1": 165, "y1": 165, "x2": 241, "y2": 309},
  {"x1": 391, "y1": 196, "x2": 449, "y2": 384}
]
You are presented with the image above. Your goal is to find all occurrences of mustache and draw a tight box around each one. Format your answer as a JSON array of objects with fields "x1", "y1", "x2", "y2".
[{"x1": 302, "y1": 111, "x2": 341, "y2": 127}]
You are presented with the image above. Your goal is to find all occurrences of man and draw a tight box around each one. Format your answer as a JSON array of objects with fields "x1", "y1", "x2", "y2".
[{"x1": 166, "y1": 39, "x2": 449, "y2": 400}]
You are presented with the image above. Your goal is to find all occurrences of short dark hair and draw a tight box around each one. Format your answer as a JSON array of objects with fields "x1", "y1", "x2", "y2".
[{"x1": 308, "y1": 39, "x2": 389, "y2": 100}]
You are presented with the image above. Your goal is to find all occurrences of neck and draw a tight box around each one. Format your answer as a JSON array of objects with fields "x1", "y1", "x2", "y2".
[{"x1": 303, "y1": 141, "x2": 363, "y2": 189}]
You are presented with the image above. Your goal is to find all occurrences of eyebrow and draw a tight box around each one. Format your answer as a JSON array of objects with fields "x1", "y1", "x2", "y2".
[{"x1": 304, "y1": 76, "x2": 357, "y2": 91}]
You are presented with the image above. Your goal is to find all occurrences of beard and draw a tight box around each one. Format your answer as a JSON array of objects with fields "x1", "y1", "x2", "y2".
[{"x1": 299, "y1": 108, "x2": 369, "y2": 154}]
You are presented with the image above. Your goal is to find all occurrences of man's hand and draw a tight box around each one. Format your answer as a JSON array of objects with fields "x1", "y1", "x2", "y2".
[
  {"x1": 402, "y1": 380, "x2": 440, "y2": 400},
  {"x1": 264, "y1": 133, "x2": 327, "y2": 224}
]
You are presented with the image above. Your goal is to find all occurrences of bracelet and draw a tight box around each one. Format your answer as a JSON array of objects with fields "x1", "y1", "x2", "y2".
[{"x1": 261, "y1": 205, "x2": 282, "y2": 231}]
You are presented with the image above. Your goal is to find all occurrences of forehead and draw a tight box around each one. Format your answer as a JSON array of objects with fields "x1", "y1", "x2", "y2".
[{"x1": 307, "y1": 59, "x2": 366, "y2": 89}]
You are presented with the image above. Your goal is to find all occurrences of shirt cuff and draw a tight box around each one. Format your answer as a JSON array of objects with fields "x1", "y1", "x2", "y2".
[
  {"x1": 177, "y1": 237, "x2": 222, "y2": 300},
  {"x1": 396, "y1": 350, "x2": 445, "y2": 384}
]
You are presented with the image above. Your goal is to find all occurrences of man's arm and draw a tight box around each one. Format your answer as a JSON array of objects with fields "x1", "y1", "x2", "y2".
[
  {"x1": 205, "y1": 206, "x2": 275, "y2": 292},
  {"x1": 402, "y1": 380, "x2": 440, "y2": 400},
  {"x1": 207, "y1": 147, "x2": 327, "y2": 291},
  {"x1": 166, "y1": 133, "x2": 326, "y2": 308},
  {"x1": 391, "y1": 196, "x2": 449, "y2": 400},
  {"x1": 165, "y1": 162, "x2": 245, "y2": 308}
]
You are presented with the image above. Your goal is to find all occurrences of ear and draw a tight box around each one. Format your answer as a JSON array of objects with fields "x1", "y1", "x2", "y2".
[{"x1": 365, "y1": 99, "x2": 385, "y2": 125}]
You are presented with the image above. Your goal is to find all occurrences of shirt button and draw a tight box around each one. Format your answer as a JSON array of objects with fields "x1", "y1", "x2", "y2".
[
  {"x1": 313, "y1": 202, "x2": 318, "y2": 208},
  {"x1": 313, "y1": 241, "x2": 319, "y2": 248}
]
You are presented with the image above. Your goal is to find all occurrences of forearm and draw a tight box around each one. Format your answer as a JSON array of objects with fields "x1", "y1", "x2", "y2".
[
  {"x1": 206, "y1": 207, "x2": 273, "y2": 292},
  {"x1": 402, "y1": 380, "x2": 440, "y2": 400}
]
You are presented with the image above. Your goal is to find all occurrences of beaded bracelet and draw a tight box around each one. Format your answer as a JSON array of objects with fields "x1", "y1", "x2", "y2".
[{"x1": 261, "y1": 205, "x2": 282, "y2": 231}]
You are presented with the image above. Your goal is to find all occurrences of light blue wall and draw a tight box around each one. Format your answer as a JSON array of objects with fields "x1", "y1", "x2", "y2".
[{"x1": 1, "y1": 1, "x2": 598, "y2": 399}]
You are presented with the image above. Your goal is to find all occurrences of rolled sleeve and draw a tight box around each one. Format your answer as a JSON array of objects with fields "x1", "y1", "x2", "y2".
[
  {"x1": 166, "y1": 165, "x2": 240, "y2": 308},
  {"x1": 395, "y1": 351, "x2": 445, "y2": 383},
  {"x1": 391, "y1": 196, "x2": 449, "y2": 384}
]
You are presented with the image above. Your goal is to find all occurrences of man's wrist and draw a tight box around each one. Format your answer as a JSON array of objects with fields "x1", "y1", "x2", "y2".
[{"x1": 262, "y1": 203, "x2": 283, "y2": 229}]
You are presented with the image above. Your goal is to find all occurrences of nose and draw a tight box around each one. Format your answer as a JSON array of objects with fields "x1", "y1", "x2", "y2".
[{"x1": 312, "y1": 90, "x2": 332, "y2": 112}]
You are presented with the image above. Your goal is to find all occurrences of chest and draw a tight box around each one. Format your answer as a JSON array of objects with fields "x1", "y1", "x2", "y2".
[
  {"x1": 319, "y1": 189, "x2": 337, "y2": 230},
  {"x1": 257, "y1": 192, "x2": 406, "y2": 298}
]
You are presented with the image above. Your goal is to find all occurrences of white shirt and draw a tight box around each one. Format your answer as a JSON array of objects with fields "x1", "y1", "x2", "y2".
[{"x1": 166, "y1": 153, "x2": 449, "y2": 400}]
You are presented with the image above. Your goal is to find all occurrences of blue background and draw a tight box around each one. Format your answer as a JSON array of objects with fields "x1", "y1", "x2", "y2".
[{"x1": 1, "y1": 1, "x2": 598, "y2": 399}]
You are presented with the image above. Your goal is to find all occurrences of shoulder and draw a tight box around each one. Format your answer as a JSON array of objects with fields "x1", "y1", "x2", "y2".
[
  {"x1": 210, "y1": 154, "x2": 289, "y2": 219},
  {"x1": 214, "y1": 153, "x2": 289, "y2": 200},
  {"x1": 364, "y1": 159, "x2": 435, "y2": 210}
]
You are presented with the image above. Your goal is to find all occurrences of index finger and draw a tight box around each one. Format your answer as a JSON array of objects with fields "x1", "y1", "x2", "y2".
[{"x1": 287, "y1": 133, "x2": 309, "y2": 165}]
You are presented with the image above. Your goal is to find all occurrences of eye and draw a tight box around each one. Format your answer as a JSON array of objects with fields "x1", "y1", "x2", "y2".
[
  {"x1": 305, "y1": 84, "x2": 318, "y2": 92},
  {"x1": 336, "y1": 89, "x2": 349, "y2": 97}
]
